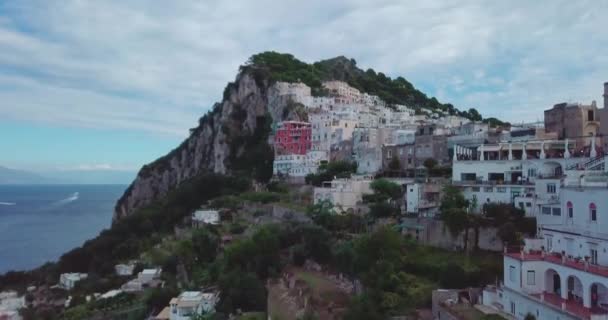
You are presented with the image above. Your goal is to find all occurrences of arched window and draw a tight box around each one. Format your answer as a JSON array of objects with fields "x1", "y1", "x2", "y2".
[
  {"x1": 567, "y1": 201, "x2": 573, "y2": 219},
  {"x1": 590, "y1": 203, "x2": 597, "y2": 222}
]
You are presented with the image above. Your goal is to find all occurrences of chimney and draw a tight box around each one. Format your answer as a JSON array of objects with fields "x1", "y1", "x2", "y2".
[{"x1": 604, "y1": 82, "x2": 608, "y2": 109}]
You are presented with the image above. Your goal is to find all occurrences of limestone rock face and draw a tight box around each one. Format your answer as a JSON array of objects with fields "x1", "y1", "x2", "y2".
[{"x1": 113, "y1": 70, "x2": 307, "y2": 221}]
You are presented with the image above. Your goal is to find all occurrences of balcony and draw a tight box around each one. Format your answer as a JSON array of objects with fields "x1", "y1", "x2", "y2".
[
  {"x1": 454, "y1": 180, "x2": 534, "y2": 186},
  {"x1": 504, "y1": 246, "x2": 608, "y2": 278},
  {"x1": 528, "y1": 291, "x2": 608, "y2": 320}
]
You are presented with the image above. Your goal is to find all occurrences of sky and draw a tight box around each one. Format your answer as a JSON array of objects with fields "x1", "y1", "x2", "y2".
[{"x1": 1, "y1": 1, "x2": 607, "y2": 177}]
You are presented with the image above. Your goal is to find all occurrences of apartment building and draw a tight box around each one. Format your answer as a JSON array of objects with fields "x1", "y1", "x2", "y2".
[{"x1": 483, "y1": 156, "x2": 608, "y2": 320}]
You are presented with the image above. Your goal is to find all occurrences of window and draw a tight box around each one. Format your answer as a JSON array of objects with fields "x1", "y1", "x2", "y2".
[
  {"x1": 527, "y1": 270, "x2": 536, "y2": 285},
  {"x1": 590, "y1": 203, "x2": 597, "y2": 222},
  {"x1": 542, "y1": 207, "x2": 551, "y2": 215},
  {"x1": 497, "y1": 187, "x2": 507, "y2": 193},
  {"x1": 567, "y1": 201, "x2": 573, "y2": 218},
  {"x1": 519, "y1": 202, "x2": 525, "y2": 210},
  {"x1": 591, "y1": 248, "x2": 598, "y2": 265},
  {"x1": 509, "y1": 266, "x2": 516, "y2": 282},
  {"x1": 526, "y1": 202, "x2": 532, "y2": 207},
  {"x1": 547, "y1": 183, "x2": 556, "y2": 194},
  {"x1": 472, "y1": 187, "x2": 480, "y2": 192},
  {"x1": 510, "y1": 301, "x2": 516, "y2": 315},
  {"x1": 589, "y1": 110, "x2": 595, "y2": 121},
  {"x1": 552, "y1": 207, "x2": 561, "y2": 216},
  {"x1": 484, "y1": 187, "x2": 493, "y2": 192},
  {"x1": 528, "y1": 168, "x2": 537, "y2": 177},
  {"x1": 546, "y1": 236, "x2": 553, "y2": 251}
]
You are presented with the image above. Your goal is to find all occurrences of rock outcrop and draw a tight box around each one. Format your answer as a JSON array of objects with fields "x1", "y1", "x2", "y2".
[{"x1": 113, "y1": 68, "x2": 305, "y2": 221}]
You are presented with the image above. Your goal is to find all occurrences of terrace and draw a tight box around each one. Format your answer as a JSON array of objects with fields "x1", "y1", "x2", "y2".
[{"x1": 505, "y1": 247, "x2": 608, "y2": 278}]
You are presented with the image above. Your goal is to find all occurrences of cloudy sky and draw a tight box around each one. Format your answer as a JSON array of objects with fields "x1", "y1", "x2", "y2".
[{"x1": 1, "y1": 1, "x2": 607, "y2": 176}]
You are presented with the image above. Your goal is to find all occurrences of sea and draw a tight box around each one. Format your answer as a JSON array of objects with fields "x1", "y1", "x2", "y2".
[{"x1": 0, "y1": 184, "x2": 126, "y2": 274}]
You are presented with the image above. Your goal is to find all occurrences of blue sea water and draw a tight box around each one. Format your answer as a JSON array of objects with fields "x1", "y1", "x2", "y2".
[{"x1": 0, "y1": 184, "x2": 126, "y2": 273}]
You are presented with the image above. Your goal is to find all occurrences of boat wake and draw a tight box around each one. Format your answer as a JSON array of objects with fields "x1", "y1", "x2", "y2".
[
  {"x1": 50, "y1": 192, "x2": 79, "y2": 207},
  {"x1": 0, "y1": 202, "x2": 16, "y2": 206}
]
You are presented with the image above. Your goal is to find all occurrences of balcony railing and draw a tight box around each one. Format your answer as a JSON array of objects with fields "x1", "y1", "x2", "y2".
[
  {"x1": 504, "y1": 246, "x2": 608, "y2": 277},
  {"x1": 454, "y1": 180, "x2": 534, "y2": 186}
]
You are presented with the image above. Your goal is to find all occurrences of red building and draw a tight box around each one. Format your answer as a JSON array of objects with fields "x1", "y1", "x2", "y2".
[{"x1": 274, "y1": 121, "x2": 312, "y2": 155}]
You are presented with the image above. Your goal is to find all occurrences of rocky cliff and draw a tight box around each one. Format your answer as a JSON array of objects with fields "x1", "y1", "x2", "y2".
[
  {"x1": 113, "y1": 66, "x2": 306, "y2": 221},
  {"x1": 114, "y1": 51, "x2": 490, "y2": 221}
]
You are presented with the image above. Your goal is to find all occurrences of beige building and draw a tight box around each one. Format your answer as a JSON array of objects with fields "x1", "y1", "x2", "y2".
[
  {"x1": 599, "y1": 82, "x2": 608, "y2": 151},
  {"x1": 322, "y1": 81, "x2": 361, "y2": 104},
  {"x1": 313, "y1": 175, "x2": 374, "y2": 213},
  {"x1": 544, "y1": 101, "x2": 600, "y2": 147},
  {"x1": 415, "y1": 124, "x2": 450, "y2": 166}
]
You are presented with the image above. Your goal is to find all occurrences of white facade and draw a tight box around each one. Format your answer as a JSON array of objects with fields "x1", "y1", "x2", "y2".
[
  {"x1": 313, "y1": 175, "x2": 374, "y2": 213},
  {"x1": 271, "y1": 82, "x2": 313, "y2": 107},
  {"x1": 310, "y1": 112, "x2": 356, "y2": 154},
  {"x1": 406, "y1": 183, "x2": 441, "y2": 217},
  {"x1": 353, "y1": 127, "x2": 395, "y2": 174},
  {"x1": 323, "y1": 81, "x2": 361, "y2": 104},
  {"x1": 392, "y1": 129, "x2": 416, "y2": 145},
  {"x1": 452, "y1": 152, "x2": 589, "y2": 213},
  {"x1": 115, "y1": 263, "x2": 135, "y2": 276},
  {"x1": 59, "y1": 273, "x2": 88, "y2": 290},
  {"x1": 122, "y1": 268, "x2": 162, "y2": 292},
  {"x1": 168, "y1": 291, "x2": 219, "y2": 320},
  {"x1": 273, "y1": 151, "x2": 326, "y2": 177},
  {"x1": 484, "y1": 160, "x2": 608, "y2": 320},
  {"x1": 0, "y1": 291, "x2": 24, "y2": 320},
  {"x1": 192, "y1": 210, "x2": 220, "y2": 226}
]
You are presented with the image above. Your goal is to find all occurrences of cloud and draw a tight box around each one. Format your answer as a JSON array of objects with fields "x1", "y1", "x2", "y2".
[{"x1": 0, "y1": 0, "x2": 607, "y2": 134}]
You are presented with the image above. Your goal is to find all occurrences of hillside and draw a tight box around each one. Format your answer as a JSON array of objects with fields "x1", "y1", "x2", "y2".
[{"x1": 114, "y1": 51, "x2": 496, "y2": 221}]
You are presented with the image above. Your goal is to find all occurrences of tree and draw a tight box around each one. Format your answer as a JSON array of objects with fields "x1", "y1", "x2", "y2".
[
  {"x1": 343, "y1": 294, "x2": 384, "y2": 320},
  {"x1": 217, "y1": 271, "x2": 266, "y2": 313},
  {"x1": 423, "y1": 158, "x2": 438, "y2": 171},
  {"x1": 388, "y1": 156, "x2": 401, "y2": 171},
  {"x1": 440, "y1": 186, "x2": 471, "y2": 250},
  {"x1": 467, "y1": 108, "x2": 482, "y2": 121},
  {"x1": 145, "y1": 287, "x2": 179, "y2": 314},
  {"x1": 191, "y1": 228, "x2": 220, "y2": 263},
  {"x1": 370, "y1": 179, "x2": 402, "y2": 201},
  {"x1": 498, "y1": 222, "x2": 519, "y2": 245}
]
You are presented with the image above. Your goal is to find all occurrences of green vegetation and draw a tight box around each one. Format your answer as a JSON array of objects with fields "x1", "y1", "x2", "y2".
[
  {"x1": 226, "y1": 112, "x2": 275, "y2": 183},
  {"x1": 244, "y1": 51, "x2": 491, "y2": 120},
  {"x1": 440, "y1": 186, "x2": 536, "y2": 250},
  {"x1": 305, "y1": 160, "x2": 357, "y2": 186},
  {"x1": 363, "y1": 179, "x2": 403, "y2": 218}
]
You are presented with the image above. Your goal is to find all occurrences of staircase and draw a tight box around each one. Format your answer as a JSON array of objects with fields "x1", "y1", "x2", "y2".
[{"x1": 566, "y1": 155, "x2": 606, "y2": 171}]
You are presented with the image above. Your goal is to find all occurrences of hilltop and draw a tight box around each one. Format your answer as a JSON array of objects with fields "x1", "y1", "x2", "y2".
[{"x1": 114, "y1": 51, "x2": 501, "y2": 221}]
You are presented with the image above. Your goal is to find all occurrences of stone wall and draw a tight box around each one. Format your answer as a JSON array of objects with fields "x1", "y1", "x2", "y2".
[{"x1": 401, "y1": 217, "x2": 503, "y2": 252}]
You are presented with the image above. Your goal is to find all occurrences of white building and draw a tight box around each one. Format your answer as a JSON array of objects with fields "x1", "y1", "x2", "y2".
[
  {"x1": 483, "y1": 155, "x2": 608, "y2": 320},
  {"x1": 192, "y1": 210, "x2": 220, "y2": 227},
  {"x1": 310, "y1": 112, "x2": 356, "y2": 154},
  {"x1": 122, "y1": 268, "x2": 162, "y2": 292},
  {"x1": 273, "y1": 151, "x2": 327, "y2": 178},
  {"x1": 0, "y1": 291, "x2": 24, "y2": 320},
  {"x1": 59, "y1": 273, "x2": 88, "y2": 290},
  {"x1": 392, "y1": 129, "x2": 416, "y2": 145},
  {"x1": 271, "y1": 82, "x2": 313, "y2": 107},
  {"x1": 115, "y1": 263, "x2": 135, "y2": 276},
  {"x1": 406, "y1": 182, "x2": 442, "y2": 217},
  {"x1": 353, "y1": 127, "x2": 395, "y2": 174},
  {"x1": 323, "y1": 81, "x2": 361, "y2": 104},
  {"x1": 167, "y1": 291, "x2": 219, "y2": 320},
  {"x1": 452, "y1": 140, "x2": 593, "y2": 213},
  {"x1": 313, "y1": 175, "x2": 374, "y2": 213}
]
